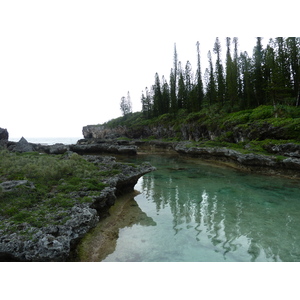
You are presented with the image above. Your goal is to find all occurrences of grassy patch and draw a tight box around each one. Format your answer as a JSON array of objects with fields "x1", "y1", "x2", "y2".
[
  {"x1": 0, "y1": 150, "x2": 108, "y2": 234},
  {"x1": 221, "y1": 110, "x2": 252, "y2": 128}
]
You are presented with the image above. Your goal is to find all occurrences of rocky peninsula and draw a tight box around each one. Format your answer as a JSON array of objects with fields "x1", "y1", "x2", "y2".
[{"x1": 0, "y1": 131, "x2": 155, "y2": 261}]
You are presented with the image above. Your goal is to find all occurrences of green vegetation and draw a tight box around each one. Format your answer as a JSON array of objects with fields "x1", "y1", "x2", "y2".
[
  {"x1": 138, "y1": 37, "x2": 300, "y2": 119},
  {"x1": 0, "y1": 151, "x2": 111, "y2": 235},
  {"x1": 105, "y1": 104, "x2": 300, "y2": 139},
  {"x1": 108, "y1": 37, "x2": 300, "y2": 156},
  {"x1": 102, "y1": 103, "x2": 300, "y2": 160}
]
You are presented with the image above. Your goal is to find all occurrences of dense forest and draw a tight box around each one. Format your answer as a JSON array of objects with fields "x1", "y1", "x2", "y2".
[{"x1": 121, "y1": 37, "x2": 300, "y2": 119}]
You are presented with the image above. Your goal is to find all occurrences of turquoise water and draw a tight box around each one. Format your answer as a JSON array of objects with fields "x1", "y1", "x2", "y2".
[{"x1": 89, "y1": 154, "x2": 300, "y2": 262}]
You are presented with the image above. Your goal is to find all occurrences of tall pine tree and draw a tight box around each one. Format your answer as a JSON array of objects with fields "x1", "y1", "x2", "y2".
[
  {"x1": 232, "y1": 37, "x2": 240, "y2": 107},
  {"x1": 240, "y1": 51, "x2": 254, "y2": 109},
  {"x1": 195, "y1": 41, "x2": 204, "y2": 111},
  {"x1": 153, "y1": 73, "x2": 163, "y2": 116},
  {"x1": 253, "y1": 37, "x2": 265, "y2": 106},
  {"x1": 185, "y1": 61, "x2": 194, "y2": 111},
  {"x1": 170, "y1": 43, "x2": 178, "y2": 114},
  {"x1": 206, "y1": 50, "x2": 217, "y2": 106},
  {"x1": 161, "y1": 75, "x2": 170, "y2": 114},
  {"x1": 225, "y1": 37, "x2": 239, "y2": 110},
  {"x1": 286, "y1": 37, "x2": 300, "y2": 105},
  {"x1": 213, "y1": 37, "x2": 225, "y2": 106},
  {"x1": 177, "y1": 62, "x2": 186, "y2": 110}
]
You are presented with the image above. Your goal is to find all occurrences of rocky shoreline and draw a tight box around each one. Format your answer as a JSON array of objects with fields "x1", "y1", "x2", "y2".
[
  {"x1": 0, "y1": 134, "x2": 155, "y2": 262},
  {"x1": 10, "y1": 134, "x2": 299, "y2": 178},
  {"x1": 140, "y1": 140, "x2": 300, "y2": 178},
  {"x1": 71, "y1": 137, "x2": 300, "y2": 178},
  {"x1": 0, "y1": 155, "x2": 155, "y2": 262},
  {"x1": 1, "y1": 128, "x2": 300, "y2": 261},
  {"x1": 70, "y1": 137, "x2": 300, "y2": 177},
  {"x1": 174, "y1": 143, "x2": 300, "y2": 178},
  {"x1": 6, "y1": 137, "x2": 138, "y2": 156}
]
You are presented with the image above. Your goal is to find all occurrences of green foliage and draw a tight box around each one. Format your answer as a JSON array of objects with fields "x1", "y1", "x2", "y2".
[
  {"x1": 249, "y1": 105, "x2": 274, "y2": 121},
  {"x1": 48, "y1": 194, "x2": 74, "y2": 208},
  {"x1": 104, "y1": 112, "x2": 145, "y2": 129},
  {"x1": 157, "y1": 113, "x2": 174, "y2": 123},
  {"x1": 141, "y1": 136, "x2": 156, "y2": 141},
  {"x1": 0, "y1": 150, "x2": 108, "y2": 234},
  {"x1": 221, "y1": 110, "x2": 252, "y2": 127},
  {"x1": 102, "y1": 96, "x2": 300, "y2": 143}
]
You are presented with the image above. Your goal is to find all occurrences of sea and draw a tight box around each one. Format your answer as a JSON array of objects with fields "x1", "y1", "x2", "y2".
[{"x1": 9, "y1": 137, "x2": 82, "y2": 145}]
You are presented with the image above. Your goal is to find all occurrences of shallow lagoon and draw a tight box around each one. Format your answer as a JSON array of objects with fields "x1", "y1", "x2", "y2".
[{"x1": 79, "y1": 154, "x2": 300, "y2": 262}]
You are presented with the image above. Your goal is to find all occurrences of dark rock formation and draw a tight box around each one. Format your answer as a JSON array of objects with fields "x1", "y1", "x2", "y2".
[
  {"x1": 12, "y1": 137, "x2": 34, "y2": 153},
  {"x1": 47, "y1": 143, "x2": 69, "y2": 154},
  {"x1": 0, "y1": 128, "x2": 8, "y2": 148},
  {"x1": 0, "y1": 128, "x2": 8, "y2": 140},
  {"x1": 70, "y1": 139, "x2": 137, "y2": 155}
]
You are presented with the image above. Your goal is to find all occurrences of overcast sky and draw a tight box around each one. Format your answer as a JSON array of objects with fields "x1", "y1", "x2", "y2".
[{"x1": 0, "y1": 0, "x2": 296, "y2": 139}]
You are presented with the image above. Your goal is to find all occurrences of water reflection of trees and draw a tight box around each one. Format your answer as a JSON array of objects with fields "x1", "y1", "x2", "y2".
[
  {"x1": 78, "y1": 192, "x2": 156, "y2": 262},
  {"x1": 139, "y1": 168, "x2": 300, "y2": 262}
]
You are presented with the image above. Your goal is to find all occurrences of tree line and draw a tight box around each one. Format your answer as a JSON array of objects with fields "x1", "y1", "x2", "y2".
[{"x1": 135, "y1": 37, "x2": 300, "y2": 119}]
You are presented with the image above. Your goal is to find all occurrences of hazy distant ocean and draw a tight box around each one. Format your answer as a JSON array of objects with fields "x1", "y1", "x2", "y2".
[{"x1": 9, "y1": 137, "x2": 82, "y2": 145}]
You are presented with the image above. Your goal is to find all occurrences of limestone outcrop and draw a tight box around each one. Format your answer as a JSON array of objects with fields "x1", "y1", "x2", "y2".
[
  {"x1": 82, "y1": 119, "x2": 292, "y2": 142},
  {"x1": 83, "y1": 125, "x2": 128, "y2": 139}
]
